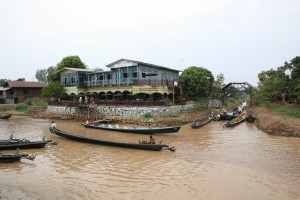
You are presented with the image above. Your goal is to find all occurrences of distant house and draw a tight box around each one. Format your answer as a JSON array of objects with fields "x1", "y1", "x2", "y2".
[
  {"x1": 3, "y1": 81, "x2": 47, "y2": 104},
  {"x1": 0, "y1": 87, "x2": 10, "y2": 104}
]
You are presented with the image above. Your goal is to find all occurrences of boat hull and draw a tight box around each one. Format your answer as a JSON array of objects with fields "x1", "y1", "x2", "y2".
[
  {"x1": 0, "y1": 154, "x2": 22, "y2": 163},
  {"x1": 50, "y1": 127, "x2": 172, "y2": 151},
  {"x1": 0, "y1": 141, "x2": 48, "y2": 150},
  {"x1": 0, "y1": 114, "x2": 12, "y2": 119},
  {"x1": 224, "y1": 111, "x2": 247, "y2": 127},
  {"x1": 84, "y1": 124, "x2": 181, "y2": 134}
]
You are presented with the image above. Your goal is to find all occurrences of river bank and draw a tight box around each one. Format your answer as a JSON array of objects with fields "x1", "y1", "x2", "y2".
[
  {"x1": 1, "y1": 105, "x2": 300, "y2": 137},
  {"x1": 252, "y1": 106, "x2": 300, "y2": 137}
]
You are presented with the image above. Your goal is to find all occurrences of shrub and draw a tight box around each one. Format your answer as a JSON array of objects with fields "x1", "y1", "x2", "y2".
[
  {"x1": 15, "y1": 103, "x2": 28, "y2": 112},
  {"x1": 143, "y1": 112, "x2": 153, "y2": 118}
]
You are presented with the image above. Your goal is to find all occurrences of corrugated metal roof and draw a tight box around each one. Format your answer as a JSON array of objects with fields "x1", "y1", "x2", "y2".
[
  {"x1": 56, "y1": 67, "x2": 93, "y2": 73},
  {"x1": 106, "y1": 58, "x2": 181, "y2": 72},
  {"x1": 0, "y1": 86, "x2": 10, "y2": 91},
  {"x1": 7, "y1": 81, "x2": 47, "y2": 88}
]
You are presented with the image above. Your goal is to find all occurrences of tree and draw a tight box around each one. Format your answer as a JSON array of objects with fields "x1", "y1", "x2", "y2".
[
  {"x1": 213, "y1": 73, "x2": 225, "y2": 89},
  {"x1": 35, "y1": 69, "x2": 47, "y2": 82},
  {"x1": 257, "y1": 68, "x2": 285, "y2": 102},
  {"x1": 16, "y1": 78, "x2": 25, "y2": 81},
  {"x1": 257, "y1": 56, "x2": 300, "y2": 103},
  {"x1": 179, "y1": 66, "x2": 214, "y2": 100},
  {"x1": 56, "y1": 55, "x2": 87, "y2": 71},
  {"x1": 289, "y1": 56, "x2": 300, "y2": 103},
  {"x1": 0, "y1": 79, "x2": 8, "y2": 87},
  {"x1": 46, "y1": 66, "x2": 56, "y2": 82},
  {"x1": 51, "y1": 55, "x2": 87, "y2": 81},
  {"x1": 93, "y1": 68, "x2": 104, "y2": 72},
  {"x1": 41, "y1": 81, "x2": 64, "y2": 99}
]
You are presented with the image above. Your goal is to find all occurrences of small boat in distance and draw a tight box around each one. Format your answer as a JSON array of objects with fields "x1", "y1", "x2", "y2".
[
  {"x1": 0, "y1": 114, "x2": 12, "y2": 119},
  {"x1": 84, "y1": 123, "x2": 181, "y2": 134},
  {"x1": 0, "y1": 150, "x2": 35, "y2": 163},
  {"x1": 50, "y1": 127, "x2": 175, "y2": 152},
  {"x1": 224, "y1": 111, "x2": 248, "y2": 127},
  {"x1": 191, "y1": 112, "x2": 214, "y2": 129},
  {"x1": 246, "y1": 113, "x2": 256, "y2": 122},
  {"x1": 0, "y1": 135, "x2": 51, "y2": 150}
]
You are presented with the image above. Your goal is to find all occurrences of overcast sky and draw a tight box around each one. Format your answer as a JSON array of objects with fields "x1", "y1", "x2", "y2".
[{"x1": 0, "y1": 0, "x2": 299, "y2": 86}]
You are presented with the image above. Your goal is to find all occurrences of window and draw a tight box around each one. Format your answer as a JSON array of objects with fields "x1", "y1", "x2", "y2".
[
  {"x1": 132, "y1": 72, "x2": 138, "y2": 78},
  {"x1": 142, "y1": 72, "x2": 146, "y2": 78},
  {"x1": 123, "y1": 72, "x2": 128, "y2": 78},
  {"x1": 107, "y1": 74, "x2": 111, "y2": 79}
]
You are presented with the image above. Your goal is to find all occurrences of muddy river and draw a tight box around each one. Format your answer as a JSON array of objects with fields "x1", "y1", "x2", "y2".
[{"x1": 0, "y1": 116, "x2": 299, "y2": 200}]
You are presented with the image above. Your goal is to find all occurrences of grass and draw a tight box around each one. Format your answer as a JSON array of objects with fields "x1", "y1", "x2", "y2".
[
  {"x1": 15, "y1": 103, "x2": 29, "y2": 112},
  {"x1": 270, "y1": 104, "x2": 300, "y2": 118},
  {"x1": 15, "y1": 101, "x2": 48, "y2": 112}
]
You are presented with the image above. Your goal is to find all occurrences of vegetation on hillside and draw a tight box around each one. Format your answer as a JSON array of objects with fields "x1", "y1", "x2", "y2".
[{"x1": 257, "y1": 56, "x2": 300, "y2": 104}]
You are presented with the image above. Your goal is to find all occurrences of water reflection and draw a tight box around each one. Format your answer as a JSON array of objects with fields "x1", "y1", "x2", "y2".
[{"x1": 0, "y1": 116, "x2": 300, "y2": 199}]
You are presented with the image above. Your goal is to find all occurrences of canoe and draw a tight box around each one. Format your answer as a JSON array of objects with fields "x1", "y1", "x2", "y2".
[
  {"x1": 0, "y1": 114, "x2": 12, "y2": 119},
  {"x1": 49, "y1": 127, "x2": 175, "y2": 151},
  {"x1": 217, "y1": 112, "x2": 238, "y2": 121},
  {"x1": 246, "y1": 113, "x2": 256, "y2": 122},
  {"x1": 191, "y1": 112, "x2": 214, "y2": 129},
  {"x1": 0, "y1": 138, "x2": 49, "y2": 150},
  {"x1": 224, "y1": 111, "x2": 248, "y2": 127},
  {"x1": 0, "y1": 153, "x2": 22, "y2": 163},
  {"x1": 0, "y1": 152, "x2": 35, "y2": 163},
  {"x1": 84, "y1": 124, "x2": 181, "y2": 134}
]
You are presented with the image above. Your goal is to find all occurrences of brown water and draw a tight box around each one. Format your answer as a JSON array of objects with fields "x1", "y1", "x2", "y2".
[{"x1": 0, "y1": 116, "x2": 300, "y2": 200}]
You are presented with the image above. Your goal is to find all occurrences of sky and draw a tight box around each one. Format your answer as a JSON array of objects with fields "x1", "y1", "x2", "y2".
[{"x1": 0, "y1": 0, "x2": 299, "y2": 86}]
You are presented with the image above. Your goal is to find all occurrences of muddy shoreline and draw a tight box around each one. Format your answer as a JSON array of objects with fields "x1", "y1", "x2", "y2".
[{"x1": 1, "y1": 106, "x2": 300, "y2": 137}]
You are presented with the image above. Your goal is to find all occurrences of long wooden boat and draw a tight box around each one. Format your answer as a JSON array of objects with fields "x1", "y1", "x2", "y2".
[
  {"x1": 246, "y1": 113, "x2": 256, "y2": 122},
  {"x1": 0, "y1": 138, "x2": 49, "y2": 150},
  {"x1": 191, "y1": 112, "x2": 214, "y2": 129},
  {"x1": 84, "y1": 124, "x2": 181, "y2": 134},
  {"x1": 0, "y1": 114, "x2": 12, "y2": 119},
  {"x1": 0, "y1": 152, "x2": 35, "y2": 163},
  {"x1": 224, "y1": 111, "x2": 247, "y2": 127},
  {"x1": 50, "y1": 127, "x2": 175, "y2": 151}
]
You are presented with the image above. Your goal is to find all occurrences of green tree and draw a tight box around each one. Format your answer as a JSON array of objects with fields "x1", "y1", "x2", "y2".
[
  {"x1": 0, "y1": 79, "x2": 8, "y2": 87},
  {"x1": 179, "y1": 66, "x2": 214, "y2": 100},
  {"x1": 56, "y1": 55, "x2": 87, "y2": 71},
  {"x1": 41, "y1": 81, "x2": 64, "y2": 99},
  {"x1": 289, "y1": 56, "x2": 300, "y2": 103},
  {"x1": 51, "y1": 55, "x2": 87, "y2": 81},
  {"x1": 257, "y1": 68, "x2": 286, "y2": 102},
  {"x1": 35, "y1": 69, "x2": 47, "y2": 82},
  {"x1": 47, "y1": 66, "x2": 56, "y2": 82},
  {"x1": 213, "y1": 73, "x2": 225, "y2": 89},
  {"x1": 257, "y1": 56, "x2": 300, "y2": 103}
]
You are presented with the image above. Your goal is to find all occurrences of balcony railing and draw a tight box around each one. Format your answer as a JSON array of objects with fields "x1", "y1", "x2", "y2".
[
  {"x1": 62, "y1": 79, "x2": 180, "y2": 88},
  {"x1": 48, "y1": 100, "x2": 166, "y2": 107}
]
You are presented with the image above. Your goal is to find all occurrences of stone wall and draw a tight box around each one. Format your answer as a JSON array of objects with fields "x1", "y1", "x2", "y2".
[{"x1": 47, "y1": 105, "x2": 187, "y2": 117}]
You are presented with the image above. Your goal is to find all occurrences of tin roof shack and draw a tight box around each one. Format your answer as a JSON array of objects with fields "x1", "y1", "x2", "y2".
[{"x1": 4, "y1": 81, "x2": 47, "y2": 103}]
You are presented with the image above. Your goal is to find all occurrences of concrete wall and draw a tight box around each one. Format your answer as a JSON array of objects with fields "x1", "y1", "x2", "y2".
[{"x1": 47, "y1": 105, "x2": 186, "y2": 117}]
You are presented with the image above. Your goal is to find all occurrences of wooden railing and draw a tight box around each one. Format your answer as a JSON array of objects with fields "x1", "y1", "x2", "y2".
[{"x1": 48, "y1": 100, "x2": 166, "y2": 107}]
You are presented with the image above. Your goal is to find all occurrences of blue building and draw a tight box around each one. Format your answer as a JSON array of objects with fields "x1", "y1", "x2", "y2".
[{"x1": 58, "y1": 59, "x2": 180, "y2": 105}]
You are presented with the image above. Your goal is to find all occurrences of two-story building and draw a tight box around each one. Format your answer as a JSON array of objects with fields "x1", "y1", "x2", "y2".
[{"x1": 58, "y1": 59, "x2": 181, "y2": 105}]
